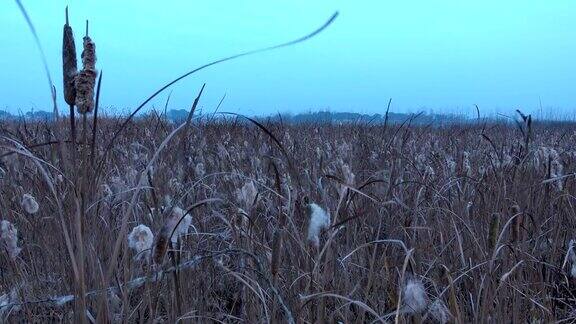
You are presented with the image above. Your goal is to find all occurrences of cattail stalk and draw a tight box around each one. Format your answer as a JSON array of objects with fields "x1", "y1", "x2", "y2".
[
  {"x1": 511, "y1": 205, "x2": 523, "y2": 243},
  {"x1": 488, "y1": 213, "x2": 500, "y2": 251},
  {"x1": 62, "y1": 7, "x2": 77, "y2": 156}
]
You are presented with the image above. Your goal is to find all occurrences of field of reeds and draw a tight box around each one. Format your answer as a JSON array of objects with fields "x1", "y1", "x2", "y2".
[
  {"x1": 2, "y1": 2, "x2": 576, "y2": 323},
  {"x1": 2, "y1": 113, "x2": 576, "y2": 323}
]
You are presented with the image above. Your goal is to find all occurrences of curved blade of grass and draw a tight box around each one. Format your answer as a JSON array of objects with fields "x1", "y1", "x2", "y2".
[{"x1": 97, "y1": 11, "x2": 338, "y2": 169}]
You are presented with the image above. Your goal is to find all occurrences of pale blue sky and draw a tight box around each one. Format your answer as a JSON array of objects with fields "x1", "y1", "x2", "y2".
[{"x1": 1, "y1": 1, "x2": 575, "y2": 117}]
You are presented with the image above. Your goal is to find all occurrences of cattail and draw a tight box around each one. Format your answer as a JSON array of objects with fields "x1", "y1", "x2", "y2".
[
  {"x1": 168, "y1": 178, "x2": 183, "y2": 193},
  {"x1": 100, "y1": 184, "x2": 113, "y2": 199},
  {"x1": 153, "y1": 225, "x2": 171, "y2": 265},
  {"x1": 0, "y1": 287, "x2": 21, "y2": 320},
  {"x1": 340, "y1": 161, "x2": 355, "y2": 186},
  {"x1": 127, "y1": 224, "x2": 154, "y2": 260},
  {"x1": 446, "y1": 156, "x2": 456, "y2": 175},
  {"x1": 194, "y1": 162, "x2": 205, "y2": 178},
  {"x1": 75, "y1": 27, "x2": 97, "y2": 114},
  {"x1": 306, "y1": 203, "x2": 330, "y2": 248},
  {"x1": 466, "y1": 201, "x2": 473, "y2": 218},
  {"x1": 152, "y1": 206, "x2": 191, "y2": 264},
  {"x1": 21, "y1": 193, "x2": 39, "y2": 214},
  {"x1": 427, "y1": 299, "x2": 451, "y2": 323},
  {"x1": 567, "y1": 240, "x2": 576, "y2": 278},
  {"x1": 402, "y1": 278, "x2": 428, "y2": 314},
  {"x1": 1, "y1": 220, "x2": 21, "y2": 260},
  {"x1": 170, "y1": 207, "x2": 192, "y2": 244},
  {"x1": 463, "y1": 151, "x2": 471, "y2": 177},
  {"x1": 488, "y1": 213, "x2": 500, "y2": 251},
  {"x1": 237, "y1": 181, "x2": 258, "y2": 210},
  {"x1": 270, "y1": 229, "x2": 282, "y2": 278},
  {"x1": 62, "y1": 7, "x2": 77, "y2": 106}
]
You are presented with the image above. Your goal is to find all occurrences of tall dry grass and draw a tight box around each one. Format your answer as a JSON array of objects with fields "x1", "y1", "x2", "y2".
[
  {"x1": 2, "y1": 115, "x2": 576, "y2": 322},
  {"x1": 2, "y1": 2, "x2": 576, "y2": 323}
]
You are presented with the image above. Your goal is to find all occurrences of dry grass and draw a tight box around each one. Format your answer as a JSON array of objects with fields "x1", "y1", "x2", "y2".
[
  {"x1": 1, "y1": 116, "x2": 576, "y2": 322},
  {"x1": 3, "y1": 2, "x2": 576, "y2": 322}
]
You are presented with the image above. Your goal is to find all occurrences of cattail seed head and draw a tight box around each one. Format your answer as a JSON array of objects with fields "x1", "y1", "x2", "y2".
[
  {"x1": 152, "y1": 206, "x2": 192, "y2": 264},
  {"x1": 81, "y1": 35, "x2": 96, "y2": 69},
  {"x1": 488, "y1": 213, "x2": 500, "y2": 250},
  {"x1": 62, "y1": 20, "x2": 77, "y2": 106},
  {"x1": 153, "y1": 225, "x2": 171, "y2": 265},
  {"x1": 567, "y1": 240, "x2": 576, "y2": 278},
  {"x1": 428, "y1": 299, "x2": 451, "y2": 323},
  {"x1": 270, "y1": 230, "x2": 282, "y2": 277},
  {"x1": 237, "y1": 181, "x2": 258, "y2": 210},
  {"x1": 1, "y1": 220, "x2": 21, "y2": 260},
  {"x1": 306, "y1": 203, "x2": 330, "y2": 248},
  {"x1": 75, "y1": 35, "x2": 97, "y2": 114},
  {"x1": 0, "y1": 287, "x2": 21, "y2": 319},
  {"x1": 127, "y1": 224, "x2": 154, "y2": 260},
  {"x1": 403, "y1": 278, "x2": 428, "y2": 314},
  {"x1": 170, "y1": 207, "x2": 192, "y2": 244},
  {"x1": 194, "y1": 162, "x2": 205, "y2": 178},
  {"x1": 21, "y1": 193, "x2": 39, "y2": 214}
]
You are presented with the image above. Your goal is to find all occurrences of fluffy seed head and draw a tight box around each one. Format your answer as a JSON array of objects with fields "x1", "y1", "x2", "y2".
[
  {"x1": 306, "y1": 203, "x2": 330, "y2": 248},
  {"x1": 195, "y1": 162, "x2": 205, "y2": 178},
  {"x1": 567, "y1": 240, "x2": 576, "y2": 278},
  {"x1": 427, "y1": 299, "x2": 451, "y2": 323},
  {"x1": 153, "y1": 206, "x2": 192, "y2": 264},
  {"x1": 75, "y1": 36, "x2": 97, "y2": 114},
  {"x1": 170, "y1": 207, "x2": 192, "y2": 244},
  {"x1": 0, "y1": 287, "x2": 21, "y2": 320},
  {"x1": 238, "y1": 181, "x2": 258, "y2": 210},
  {"x1": 127, "y1": 224, "x2": 154, "y2": 260},
  {"x1": 1, "y1": 220, "x2": 21, "y2": 260},
  {"x1": 21, "y1": 193, "x2": 39, "y2": 214},
  {"x1": 403, "y1": 278, "x2": 428, "y2": 314}
]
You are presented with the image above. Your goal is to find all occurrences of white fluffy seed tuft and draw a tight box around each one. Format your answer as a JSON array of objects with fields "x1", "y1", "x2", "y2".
[
  {"x1": 21, "y1": 193, "x2": 39, "y2": 214},
  {"x1": 127, "y1": 224, "x2": 154, "y2": 260},
  {"x1": 403, "y1": 278, "x2": 428, "y2": 314},
  {"x1": 0, "y1": 287, "x2": 21, "y2": 320},
  {"x1": 427, "y1": 299, "x2": 451, "y2": 323},
  {"x1": 170, "y1": 207, "x2": 192, "y2": 244},
  {"x1": 306, "y1": 203, "x2": 330, "y2": 248},
  {"x1": 1, "y1": 220, "x2": 21, "y2": 260}
]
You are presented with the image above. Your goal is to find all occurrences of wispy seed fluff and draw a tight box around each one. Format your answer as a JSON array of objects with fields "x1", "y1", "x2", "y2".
[
  {"x1": 170, "y1": 207, "x2": 192, "y2": 244},
  {"x1": 0, "y1": 287, "x2": 21, "y2": 320},
  {"x1": 152, "y1": 206, "x2": 192, "y2": 264},
  {"x1": 307, "y1": 203, "x2": 330, "y2": 248},
  {"x1": 194, "y1": 162, "x2": 205, "y2": 178},
  {"x1": 567, "y1": 239, "x2": 576, "y2": 278},
  {"x1": 1, "y1": 220, "x2": 21, "y2": 260},
  {"x1": 21, "y1": 193, "x2": 39, "y2": 214},
  {"x1": 402, "y1": 278, "x2": 429, "y2": 314},
  {"x1": 237, "y1": 181, "x2": 258, "y2": 210},
  {"x1": 127, "y1": 224, "x2": 154, "y2": 260},
  {"x1": 427, "y1": 299, "x2": 451, "y2": 323}
]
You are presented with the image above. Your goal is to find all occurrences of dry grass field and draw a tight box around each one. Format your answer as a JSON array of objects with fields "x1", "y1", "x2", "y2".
[
  {"x1": 1, "y1": 115, "x2": 576, "y2": 323},
  {"x1": 2, "y1": 2, "x2": 576, "y2": 323}
]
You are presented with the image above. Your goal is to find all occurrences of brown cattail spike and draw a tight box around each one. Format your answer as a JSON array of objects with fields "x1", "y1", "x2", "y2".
[
  {"x1": 488, "y1": 213, "x2": 500, "y2": 251},
  {"x1": 75, "y1": 28, "x2": 97, "y2": 114},
  {"x1": 511, "y1": 205, "x2": 523, "y2": 243},
  {"x1": 153, "y1": 225, "x2": 171, "y2": 264},
  {"x1": 62, "y1": 7, "x2": 77, "y2": 106}
]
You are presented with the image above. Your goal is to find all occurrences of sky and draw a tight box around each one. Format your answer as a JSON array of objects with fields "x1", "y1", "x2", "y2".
[{"x1": 0, "y1": 1, "x2": 575, "y2": 118}]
